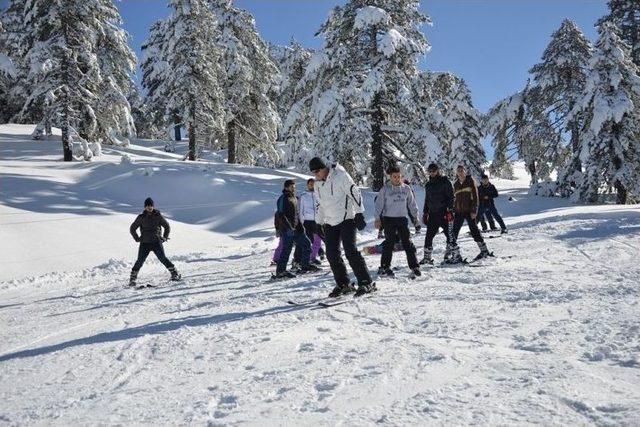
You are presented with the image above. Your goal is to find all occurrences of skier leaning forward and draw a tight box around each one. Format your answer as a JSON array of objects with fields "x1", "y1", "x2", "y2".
[
  {"x1": 309, "y1": 157, "x2": 376, "y2": 298},
  {"x1": 129, "y1": 197, "x2": 181, "y2": 286},
  {"x1": 374, "y1": 164, "x2": 421, "y2": 278}
]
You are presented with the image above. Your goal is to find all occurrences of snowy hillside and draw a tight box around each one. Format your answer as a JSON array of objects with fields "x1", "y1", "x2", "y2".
[{"x1": 1, "y1": 124, "x2": 639, "y2": 425}]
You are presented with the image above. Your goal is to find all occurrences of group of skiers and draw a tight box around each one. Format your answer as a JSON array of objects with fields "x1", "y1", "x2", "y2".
[
  {"x1": 270, "y1": 158, "x2": 509, "y2": 298},
  {"x1": 126, "y1": 158, "x2": 508, "y2": 298}
]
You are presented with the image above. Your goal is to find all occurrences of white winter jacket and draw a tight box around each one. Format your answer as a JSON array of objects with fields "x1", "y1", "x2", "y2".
[
  {"x1": 315, "y1": 164, "x2": 364, "y2": 226},
  {"x1": 299, "y1": 190, "x2": 317, "y2": 222}
]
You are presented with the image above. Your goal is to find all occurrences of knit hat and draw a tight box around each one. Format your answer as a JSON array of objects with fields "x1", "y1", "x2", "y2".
[
  {"x1": 309, "y1": 157, "x2": 327, "y2": 172},
  {"x1": 427, "y1": 163, "x2": 439, "y2": 172},
  {"x1": 144, "y1": 197, "x2": 154, "y2": 207}
]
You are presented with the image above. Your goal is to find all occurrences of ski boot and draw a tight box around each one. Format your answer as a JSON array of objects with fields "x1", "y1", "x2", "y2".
[
  {"x1": 128, "y1": 269, "x2": 138, "y2": 287},
  {"x1": 443, "y1": 243, "x2": 453, "y2": 261},
  {"x1": 443, "y1": 244, "x2": 464, "y2": 264},
  {"x1": 290, "y1": 261, "x2": 301, "y2": 273},
  {"x1": 354, "y1": 280, "x2": 377, "y2": 298},
  {"x1": 501, "y1": 228, "x2": 508, "y2": 234},
  {"x1": 169, "y1": 267, "x2": 182, "y2": 281},
  {"x1": 275, "y1": 270, "x2": 297, "y2": 280},
  {"x1": 473, "y1": 242, "x2": 493, "y2": 261},
  {"x1": 410, "y1": 267, "x2": 422, "y2": 279},
  {"x1": 419, "y1": 247, "x2": 434, "y2": 265},
  {"x1": 311, "y1": 258, "x2": 322, "y2": 266},
  {"x1": 377, "y1": 266, "x2": 395, "y2": 277},
  {"x1": 328, "y1": 282, "x2": 356, "y2": 298},
  {"x1": 298, "y1": 264, "x2": 320, "y2": 274}
]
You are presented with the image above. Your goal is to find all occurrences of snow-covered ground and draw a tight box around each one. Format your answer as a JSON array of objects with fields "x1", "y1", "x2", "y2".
[{"x1": 1, "y1": 124, "x2": 639, "y2": 425}]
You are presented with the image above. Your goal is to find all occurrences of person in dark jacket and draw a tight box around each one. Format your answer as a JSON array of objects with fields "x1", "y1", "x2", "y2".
[
  {"x1": 274, "y1": 180, "x2": 317, "y2": 278},
  {"x1": 129, "y1": 197, "x2": 180, "y2": 286},
  {"x1": 421, "y1": 163, "x2": 455, "y2": 265},
  {"x1": 450, "y1": 165, "x2": 491, "y2": 262},
  {"x1": 477, "y1": 174, "x2": 507, "y2": 233}
]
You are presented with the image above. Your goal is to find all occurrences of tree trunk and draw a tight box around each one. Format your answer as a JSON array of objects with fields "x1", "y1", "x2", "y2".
[
  {"x1": 188, "y1": 103, "x2": 197, "y2": 161},
  {"x1": 527, "y1": 161, "x2": 537, "y2": 185},
  {"x1": 173, "y1": 113, "x2": 181, "y2": 141},
  {"x1": 371, "y1": 93, "x2": 384, "y2": 191},
  {"x1": 61, "y1": 103, "x2": 73, "y2": 162},
  {"x1": 570, "y1": 120, "x2": 581, "y2": 172},
  {"x1": 227, "y1": 118, "x2": 236, "y2": 164},
  {"x1": 369, "y1": 26, "x2": 384, "y2": 191}
]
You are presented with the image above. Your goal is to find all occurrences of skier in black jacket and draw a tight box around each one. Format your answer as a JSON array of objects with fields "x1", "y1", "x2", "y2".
[
  {"x1": 420, "y1": 163, "x2": 455, "y2": 265},
  {"x1": 477, "y1": 174, "x2": 507, "y2": 233},
  {"x1": 273, "y1": 180, "x2": 317, "y2": 278},
  {"x1": 129, "y1": 198, "x2": 180, "y2": 286}
]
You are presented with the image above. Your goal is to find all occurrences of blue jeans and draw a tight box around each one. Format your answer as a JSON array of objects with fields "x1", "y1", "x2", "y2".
[
  {"x1": 276, "y1": 230, "x2": 310, "y2": 274},
  {"x1": 478, "y1": 203, "x2": 506, "y2": 230}
]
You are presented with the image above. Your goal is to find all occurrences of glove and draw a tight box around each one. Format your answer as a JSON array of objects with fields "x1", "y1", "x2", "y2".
[
  {"x1": 444, "y1": 209, "x2": 454, "y2": 223},
  {"x1": 414, "y1": 223, "x2": 422, "y2": 233},
  {"x1": 422, "y1": 213, "x2": 429, "y2": 225},
  {"x1": 134, "y1": 236, "x2": 140, "y2": 243},
  {"x1": 160, "y1": 236, "x2": 169, "y2": 242},
  {"x1": 354, "y1": 213, "x2": 366, "y2": 231}
]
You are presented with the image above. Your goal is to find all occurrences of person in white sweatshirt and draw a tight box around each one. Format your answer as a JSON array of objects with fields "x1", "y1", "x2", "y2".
[{"x1": 309, "y1": 157, "x2": 375, "y2": 298}]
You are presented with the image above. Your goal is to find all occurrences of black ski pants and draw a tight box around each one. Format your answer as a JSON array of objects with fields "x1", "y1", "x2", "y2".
[
  {"x1": 324, "y1": 219, "x2": 371, "y2": 286},
  {"x1": 133, "y1": 242, "x2": 174, "y2": 271},
  {"x1": 424, "y1": 210, "x2": 453, "y2": 249},
  {"x1": 381, "y1": 217, "x2": 418, "y2": 269},
  {"x1": 452, "y1": 213, "x2": 484, "y2": 244}
]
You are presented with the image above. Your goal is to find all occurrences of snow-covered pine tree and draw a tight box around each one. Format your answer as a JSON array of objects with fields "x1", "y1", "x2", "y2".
[
  {"x1": 140, "y1": 19, "x2": 183, "y2": 142},
  {"x1": 567, "y1": 22, "x2": 640, "y2": 204},
  {"x1": 285, "y1": 1, "x2": 430, "y2": 189},
  {"x1": 596, "y1": 0, "x2": 640, "y2": 66},
  {"x1": 426, "y1": 72, "x2": 485, "y2": 178},
  {"x1": 269, "y1": 40, "x2": 313, "y2": 154},
  {"x1": 92, "y1": 3, "x2": 137, "y2": 146},
  {"x1": 207, "y1": 0, "x2": 280, "y2": 166},
  {"x1": 529, "y1": 19, "x2": 593, "y2": 187},
  {"x1": 0, "y1": 20, "x2": 17, "y2": 123},
  {"x1": 155, "y1": 0, "x2": 226, "y2": 161},
  {"x1": 16, "y1": 0, "x2": 137, "y2": 159},
  {"x1": 0, "y1": 0, "x2": 32, "y2": 124}
]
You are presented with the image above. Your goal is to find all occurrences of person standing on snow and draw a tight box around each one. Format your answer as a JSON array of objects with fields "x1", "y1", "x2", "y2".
[
  {"x1": 309, "y1": 157, "x2": 376, "y2": 298},
  {"x1": 297, "y1": 178, "x2": 324, "y2": 266},
  {"x1": 374, "y1": 165, "x2": 421, "y2": 278},
  {"x1": 273, "y1": 179, "x2": 318, "y2": 279},
  {"x1": 129, "y1": 197, "x2": 181, "y2": 286},
  {"x1": 478, "y1": 174, "x2": 508, "y2": 234},
  {"x1": 450, "y1": 164, "x2": 492, "y2": 262},
  {"x1": 421, "y1": 163, "x2": 455, "y2": 265}
]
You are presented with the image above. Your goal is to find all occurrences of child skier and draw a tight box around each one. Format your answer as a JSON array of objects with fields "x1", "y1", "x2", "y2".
[{"x1": 129, "y1": 197, "x2": 181, "y2": 286}]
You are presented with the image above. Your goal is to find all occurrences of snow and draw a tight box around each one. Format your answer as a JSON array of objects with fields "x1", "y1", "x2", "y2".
[
  {"x1": 0, "y1": 52, "x2": 16, "y2": 78},
  {"x1": 379, "y1": 28, "x2": 408, "y2": 57},
  {"x1": 1, "y1": 124, "x2": 640, "y2": 424},
  {"x1": 354, "y1": 6, "x2": 391, "y2": 30}
]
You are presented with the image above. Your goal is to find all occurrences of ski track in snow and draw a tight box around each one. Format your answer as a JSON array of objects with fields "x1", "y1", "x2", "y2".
[{"x1": 1, "y1": 126, "x2": 640, "y2": 425}]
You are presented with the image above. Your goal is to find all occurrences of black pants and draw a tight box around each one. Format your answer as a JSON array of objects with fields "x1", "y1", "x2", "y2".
[
  {"x1": 294, "y1": 220, "x2": 317, "y2": 263},
  {"x1": 381, "y1": 217, "x2": 418, "y2": 269},
  {"x1": 325, "y1": 219, "x2": 371, "y2": 286},
  {"x1": 478, "y1": 202, "x2": 506, "y2": 230},
  {"x1": 133, "y1": 242, "x2": 174, "y2": 271},
  {"x1": 452, "y1": 213, "x2": 484, "y2": 243},
  {"x1": 424, "y1": 210, "x2": 453, "y2": 249}
]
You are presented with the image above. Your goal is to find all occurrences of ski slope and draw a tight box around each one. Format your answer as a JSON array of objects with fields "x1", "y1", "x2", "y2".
[{"x1": 1, "y1": 124, "x2": 639, "y2": 425}]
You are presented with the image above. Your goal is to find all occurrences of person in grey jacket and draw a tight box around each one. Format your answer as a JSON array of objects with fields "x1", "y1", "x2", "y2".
[
  {"x1": 374, "y1": 165, "x2": 421, "y2": 277},
  {"x1": 129, "y1": 197, "x2": 180, "y2": 286}
]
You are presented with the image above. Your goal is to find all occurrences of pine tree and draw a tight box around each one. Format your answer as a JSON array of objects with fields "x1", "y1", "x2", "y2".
[
  {"x1": 0, "y1": 20, "x2": 17, "y2": 123},
  {"x1": 597, "y1": 0, "x2": 640, "y2": 66},
  {"x1": 529, "y1": 19, "x2": 592, "y2": 184},
  {"x1": 207, "y1": 0, "x2": 280, "y2": 166},
  {"x1": 285, "y1": 1, "x2": 430, "y2": 188},
  {"x1": 568, "y1": 22, "x2": 640, "y2": 204}
]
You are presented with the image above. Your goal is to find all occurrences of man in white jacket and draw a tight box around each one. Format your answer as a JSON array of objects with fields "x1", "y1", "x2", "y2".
[{"x1": 309, "y1": 157, "x2": 376, "y2": 298}]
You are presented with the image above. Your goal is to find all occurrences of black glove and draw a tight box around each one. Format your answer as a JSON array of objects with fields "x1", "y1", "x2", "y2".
[
  {"x1": 134, "y1": 236, "x2": 140, "y2": 243},
  {"x1": 354, "y1": 213, "x2": 366, "y2": 231},
  {"x1": 415, "y1": 224, "x2": 422, "y2": 233},
  {"x1": 160, "y1": 236, "x2": 169, "y2": 242}
]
